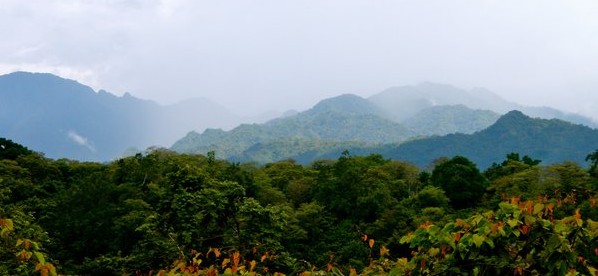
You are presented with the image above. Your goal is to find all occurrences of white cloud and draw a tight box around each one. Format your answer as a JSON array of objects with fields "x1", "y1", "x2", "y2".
[
  {"x1": 0, "y1": 63, "x2": 101, "y2": 91},
  {"x1": 1, "y1": 0, "x2": 598, "y2": 119},
  {"x1": 67, "y1": 130, "x2": 96, "y2": 152}
]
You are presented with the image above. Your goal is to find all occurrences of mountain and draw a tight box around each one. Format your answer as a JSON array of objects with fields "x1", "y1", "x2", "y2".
[
  {"x1": 368, "y1": 82, "x2": 597, "y2": 128},
  {"x1": 368, "y1": 83, "x2": 512, "y2": 121},
  {"x1": 0, "y1": 72, "x2": 242, "y2": 161},
  {"x1": 155, "y1": 97, "x2": 242, "y2": 145},
  {"x1": 307, "y1": 93, "x2": 387, "y2": 117},
  {"x1": 171, "y1": 94, "x2": 414, "y2": 159},
  {"x1": 172, "y1": 87, "x2": 598, "y2": 165},
  {"x1": 402, "y1": 105, "x2": 501, "y2": 136},
  {"x1": 341, "y1": 111, "x2": 598, "y2": 169},
  {"x1": 4, "y1": 72, "x2": 596, "y2": 165}
]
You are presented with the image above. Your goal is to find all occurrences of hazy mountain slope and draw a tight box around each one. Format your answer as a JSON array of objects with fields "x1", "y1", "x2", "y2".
[
  {"x1": 368, "y1": 82, "x2": 597, "y2": 128},
  {"x1": 356, "y1": 110, "x2": 598, "y2": 168},
  {"x1": 157, "y1": 97, "x2": 242, "y2": 145},
  {"x1": 518, "y1": 106, "x2": 597, "y2": 128},
  {"x1": 368, "y1": 83, "x2": 512, "y2": 121},
  {"x1": 0, "y1": 72, "x2": 155, "y2": 160},
  {"x1": 305, "y1": 93, "x2": 388, "y2": 117},
  {"x1": 171, "y1": 94, "x2": 414, "y2": 160},
  {"x1": 403, "y1": 105, "x2": 501, "y2": 136},
  {"x1": 172, "y1": 90, "x2": 598, "y2": 165},
  {"x1": 0, "y1": 72, "x2": 241, "y2": 161}
]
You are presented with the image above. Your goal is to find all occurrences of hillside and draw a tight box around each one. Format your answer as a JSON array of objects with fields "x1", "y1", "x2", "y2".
[
  {"x1": 352, "y1": 110, "x2": 598, "y2": 168},
  {"x1": 3, "y1": 72, "x2": 596, "y2": 164},
  {"x1": 402, "y1": 104, "x2": 501, "y2": 136},
  {"x1": 368, "y1": 82, "x2": 597, "y2": 127},
  {"x1": 0, "y1": 72, "x2": 242, "y2": 161},
  {"x1": 171, "y1": 94, "x2": 413, "y2": 159},
  {"x1": 368, "y1": 83, "x2": 512, "y2": 121},
  {"x1": 172, "y1": 92, "x2": 598, "y2": 165}
]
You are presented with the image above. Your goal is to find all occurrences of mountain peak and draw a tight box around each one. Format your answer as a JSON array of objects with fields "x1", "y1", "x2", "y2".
[
  {"x1": 0, "y1": 71, "x2": 96, "y2": 97},
  {"x1": 486, "y1": 110, "x2": 532, "y2": 131},
  {"x1": 309, "y1": 94, "x2": 383, "y2": 116},
  {"x1": 501, "y1": 110, "x2": 528, "y2": 120}
]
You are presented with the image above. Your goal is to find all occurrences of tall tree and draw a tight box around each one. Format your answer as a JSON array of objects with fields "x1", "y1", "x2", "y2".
[{"x1": 431, "y1": 156, "x2": 487, "y2": 209}]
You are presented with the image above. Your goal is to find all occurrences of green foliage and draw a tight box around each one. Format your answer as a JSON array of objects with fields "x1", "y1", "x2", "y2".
[
  {"x1": 312, "y1": 154, "x2": 406, "y2": 222},
  {"x1": 484, "y1": 152, "x2": 541, "y2": 181},
  {"x1": 0, "y1": 208, "x2": 56, "y2": 276},
  {"x1": 0, "y1": 138, "x2": 32, "y2": 160},
  {"x1": 431, "y1": 156, "x2": 488, "y2": 209},
  {"x1": 398, "y1": 198, "x2": 598, "y2": 275},
  {"x1": 4, "y1": 137, "x2": 598, "y2": 275},
  {"x1": 412, "y1": 186, "x2": 450, "y2": 210},
  {"x1": 587, "y1": 149, "x2": 598, "y2": 177}
]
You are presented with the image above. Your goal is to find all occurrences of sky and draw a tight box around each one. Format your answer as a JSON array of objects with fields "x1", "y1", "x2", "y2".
[{"x1": 1, "y1": 0, "x2": 598, "y2": 119}]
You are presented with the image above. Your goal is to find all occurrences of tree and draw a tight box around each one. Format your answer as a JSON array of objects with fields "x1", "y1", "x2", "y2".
[
  {"x1": 431, "y1": 156, "x2": 487, "y2": 209},
  {"x1": 484, "y1": 152, "x2": 541, "y2": 181},
  {"x1": 398, "y1": 198, "x2": 598, "y2": 275},
  {"x1": 586, "y1": 149, "x2": 598, "y2": 177},
  {"x1": 0, "y1": 138, "x2": 32, "y2": 160}
]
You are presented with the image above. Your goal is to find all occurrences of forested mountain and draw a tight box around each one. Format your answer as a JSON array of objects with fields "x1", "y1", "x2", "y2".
[
  {"x1": 0, "y1": 72, "x2": 243, "y2": 161},
  {"x1": 3, "y1": 71, "x2": 596, "y2": 164},
  {"x1": 173, "y1": 92, "x2": 597, "y2": 165},
  {"x1": 402, "y1": 104, "x2": 501, "y2": 136},
  {"x1": 343, "y1": 110, "x2": 598, "y2": 168},
  {"x1": 368, "y1": 82, "x2": 597, "y2": 127},
  {"x1": 368, "y1": 82, "x2": 510, "y2": 121},
  {"x1": 171, "y1": 94, "x2": 414, "y2": 160}
]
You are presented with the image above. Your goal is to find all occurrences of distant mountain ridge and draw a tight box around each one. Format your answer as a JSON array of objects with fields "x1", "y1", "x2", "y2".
[
  {"x1": 0, "y1": 72, "x2": 248, "y2": 160},
  {"x1": 403, "y1": 105, "x2": 500, "y2": 136},
  {"x1": 171, "y1": 94, "x2": 415, "y2": 161},
  {"x1": 2, "y1": 71, "x2": 596, "y2": 163},
  {"x1": 368, "y1": 82, "x2": 596, "y2": 127},
  {"x1": 173, "y1": 84, "x2": 598, "y2": 166},
  {"x1": 327, "y1": 111, "x2": 598, "y2": 168}
]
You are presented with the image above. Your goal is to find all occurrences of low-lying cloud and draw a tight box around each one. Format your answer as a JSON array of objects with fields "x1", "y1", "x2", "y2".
[{"x1": 67, "y1": 130, "x2": 96, "y2": 152}]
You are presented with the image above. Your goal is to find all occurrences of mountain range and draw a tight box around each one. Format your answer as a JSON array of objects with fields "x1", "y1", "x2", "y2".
[
  {"x1": 1, "y1": 71, "x2": 596, "y2": 166},
  {"x1": 0, "y1": 72, "x2": 267, "y2": 160},
  {"x1": 315, "y1": 111, "x2": 598, "y2": 169},
  {"x1": 173, "y1": 85, "x2": 597, "y2": 165}
]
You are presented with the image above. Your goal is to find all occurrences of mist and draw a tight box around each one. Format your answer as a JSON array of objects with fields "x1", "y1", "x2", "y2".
[{"x1": 1, "y1": 0, "x2": 597, "y2": 119}]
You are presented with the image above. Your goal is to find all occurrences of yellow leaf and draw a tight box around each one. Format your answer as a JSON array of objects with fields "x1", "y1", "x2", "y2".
[
  {"x1": 34, "y1": 251, "x2": 46, "y2": 264},
  {"x1": 221, "y1": 258, "x2": 230, "y2": 269},
  {"x1": 368, "y1": 239, "x2": 375, "y2": 248},
  {"x1": 379, "y1": 246, "x2": 389, "y2": 257},
  {"x1": 24, "y1": 239, "x2": 31, "y2": 250},
  {"x1": 0, "y1": 218, "x2": 14, "y2": 230},
  {"x1": 232, "y1": 251, "x2": 240, "y2": 266},
  {"x1": 574, "y1": 208, "x2": 582, "y2": 219},
  {"x1": 349, "y1": 267, "x2": 357, "y2": 276},
  {"x1": 429, "y1": 247, "x2": 440, "y2": 257}
]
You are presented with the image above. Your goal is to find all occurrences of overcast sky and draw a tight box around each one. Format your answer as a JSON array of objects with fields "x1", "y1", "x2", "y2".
[{"x1": 1, "y1": 0, "x2": 598, "y2": 119}]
